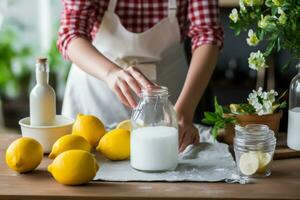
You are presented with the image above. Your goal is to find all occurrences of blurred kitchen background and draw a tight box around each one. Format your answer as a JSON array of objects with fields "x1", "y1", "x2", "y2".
[{"x1": 0, "y1": 0, "x2": 297, "y2": 132}]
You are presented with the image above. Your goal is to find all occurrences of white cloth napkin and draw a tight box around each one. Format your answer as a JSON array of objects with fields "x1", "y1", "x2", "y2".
[{"x1": 94, "y1": 125, "x2": 238, "y2": 182}]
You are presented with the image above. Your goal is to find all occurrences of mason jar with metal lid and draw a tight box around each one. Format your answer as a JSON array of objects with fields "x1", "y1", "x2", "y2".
[{"x1": 234, "y1": 124, "x2": 276, "y2": 179}]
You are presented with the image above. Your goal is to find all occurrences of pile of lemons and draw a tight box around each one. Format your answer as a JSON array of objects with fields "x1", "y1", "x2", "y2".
[{"x1": 5, "y1": 114, "x2": 131, "y2": 186}]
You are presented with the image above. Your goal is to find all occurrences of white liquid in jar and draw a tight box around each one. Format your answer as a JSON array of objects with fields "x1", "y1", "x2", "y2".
[
  {"x1": 287, "y1": 107, "x2": 300, "y2": 150},
  {"x1": 130, "y1": 126, "x2": 178, "y2": 171}
]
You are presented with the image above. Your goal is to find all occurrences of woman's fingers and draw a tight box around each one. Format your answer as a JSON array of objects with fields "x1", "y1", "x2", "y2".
[
  {"x1": 118, "y1": 79, "x2": 137, "y2": 108},
  {"x1": 194, "y1": 131, "x2": 200, "y2": 144},
  {"x1": 123, "y1": 72, "x2": 142, "y2": 96},
  {"x1": 113, "y1": 84, "x2": 131, "y2": 108},
  {"x1": 126, "y1": 66, "x2": 154, "y2": 88},
  {"x1": 179, "y1": 131, "x2": 189, "y2": 152},
  {"x1": 179, "y1": 126, "x2": 200, "y2": 152},
  {"x1": 179, "y1": 128, "x2": 185, "y2": 147},
  {"x1": 106, "y1": 66, "x2": 155, "y2": 108}
]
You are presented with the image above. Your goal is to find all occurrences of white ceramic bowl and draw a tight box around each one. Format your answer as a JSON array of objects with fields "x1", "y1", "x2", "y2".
[{"x1": 19, "y1": 115, "x2": 74, "y2": 153}]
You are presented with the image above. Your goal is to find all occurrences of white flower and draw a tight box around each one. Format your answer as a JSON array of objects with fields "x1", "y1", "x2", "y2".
[
  {"x1": 258, "y1": 15, "x2": 273, "y2": 29},
  {"x1": 278, "y1": 8, "x2": 284, "y2": 14},
  {"x1": 278, "y1": 8, "x2": 287, "y2": 25},
  {"x1": 247, "y1": 87, "x2": 278, "y2": 115},
  {"x1": 257, "y1": 87, "x2": 263, "y2": 96},
  {"x1": 248, "y1": 51, "x2": 268, "y2": 70},
  {"x1": 262, "y1": 92, "x2": 268, "y2": 100},
  {"x1": 229, "y1": 8, "x2": 239, "y2": 23},
  {"x1": 239, "y1": 0, "x2": 246, "y2": 11},
  {"x1": 246, "y1": 29, "x2": 259, "y2": 46}
]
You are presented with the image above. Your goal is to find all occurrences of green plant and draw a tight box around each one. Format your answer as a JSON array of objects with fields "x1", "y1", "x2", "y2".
[
  {"x1": 0, "y1": 29, "x2": 31, "y2": 98},
  {"x1": 202, "y1": 97, "x2": 236, "y2": 139},
  {"x1": 202, "y1": 88, "x2": 286, "y2": 139},
  {"x1": 229, "y1": 0, "x2": 300, "y2": 70}
]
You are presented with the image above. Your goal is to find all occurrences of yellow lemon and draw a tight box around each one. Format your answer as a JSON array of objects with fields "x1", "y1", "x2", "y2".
[
  {"x1": 96, "y1": 129, "x2": 130, "y2": 161},
  {"x1": 256, "y1": 152, "x2": 272, "y2": 173},
  {"x1": 6, "y1": 137, "x2": 43, "y2": 173},
  {"x1": 72, "y1": 114, "x2": 106, "y2": 147},
  {"x1": 238, "y1": 151, "x2": 259, "y2": 176},
  {"x1": 229, "y1": 104, "x2": 240, "y2": 113},
  {"x1": 48, "y1": 150, "x2": 99, "y2": 185},
  {"x1": 116, "y1": 119, "x2": 131, "y2": 131},
  {"x1": 49, "y1": 134, "x2": 92, "y2": 159}
]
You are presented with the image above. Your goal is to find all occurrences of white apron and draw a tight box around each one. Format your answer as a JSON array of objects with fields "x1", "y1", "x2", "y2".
[{"x1": 62, "y1": 0, "x2": 188, "y2": 128}]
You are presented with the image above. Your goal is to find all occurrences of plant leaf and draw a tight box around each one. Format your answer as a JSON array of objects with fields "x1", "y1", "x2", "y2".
[
  {"x1": 204, "y1": 112, "x2": 218, "y2": 121},
  {"x1": 214, "y1": 97, "x2": 224, "y2": 117},
  {"x1": 279, "y1": 101, "x2": 287, "y2": 109},
  {"x1": 211, "y1": 126, "x2": 219, "y2": 140}
]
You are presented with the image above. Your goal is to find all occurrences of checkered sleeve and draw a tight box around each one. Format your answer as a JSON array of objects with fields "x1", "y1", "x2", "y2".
[
  {"x1": 57, "y1": 0, "x2": 99, "y2": 59},
  {"x1": 187, "y1": 0, "x2": 224, "y2": 51}
]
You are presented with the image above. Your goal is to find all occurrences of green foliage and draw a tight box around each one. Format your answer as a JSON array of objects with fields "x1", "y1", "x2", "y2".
[
  {"x1": 0, "y1": 29, "x2": 70, "y2": 99},
  {"x1": 273, "y1": 90, "x2": 287, "y2": 112},
  {"x1": 234, "y1": 103, "x2": 256, "y2": 114},
  {"x1": 230, "y1": 0, "x2": 300, "y2": 65},
  {"x1": 0, "y1": 29, "x2": 31, "y2": 98},
  {"x1": 202, "y1": 97, "x2": 236, "y2": 139}
]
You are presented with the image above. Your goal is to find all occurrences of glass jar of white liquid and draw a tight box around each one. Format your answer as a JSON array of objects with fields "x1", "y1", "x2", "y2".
[
  {"x1": 288, "y1": 62, "x2": 300, "y2": 150},
  {"x1": 130, "y1": 86, "x2": 178, "y2": 172}
]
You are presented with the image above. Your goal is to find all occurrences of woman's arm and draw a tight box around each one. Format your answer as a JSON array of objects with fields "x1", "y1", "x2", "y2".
[
  {"x1": 175, "y1": 44, "x2": 219, "y2": 151},
  {"x1": 176, "y1": 0, "x2": 223, "y2": 151},
  {"x1": 67, "y1": 37, "x2": 153, "y2": 108},
  {"x1": 175, "y1": 44, "x2": 219, "y2": 122},
  {"x1": 67, "y1": 37, "x2": 118, "y2": 81},
  {"x1": 58, "y1": 0, "x2": 152, "y2": 108}
]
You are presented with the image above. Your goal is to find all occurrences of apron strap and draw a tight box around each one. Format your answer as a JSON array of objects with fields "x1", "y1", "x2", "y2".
[
  {"x1": 168, "y1": 0, "x2": 177, "y2": 18},
  {"x1": 107, "y1": 0, "x2": 117, "y2": 12}
]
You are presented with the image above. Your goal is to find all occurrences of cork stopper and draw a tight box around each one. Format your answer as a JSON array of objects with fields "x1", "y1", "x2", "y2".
[
  {"x1": 35, "y1": 57, "x2": 49, "y2": 75},
  {"x1": 36, "y1": 57, "x2": 47, "y2": 64}
]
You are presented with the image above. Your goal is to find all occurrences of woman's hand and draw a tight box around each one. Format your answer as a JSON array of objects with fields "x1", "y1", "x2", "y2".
[
  {"x1": 174, "y1": 44, "x2": 219, "y2": 152},
  {"x1": 175, "y1": 106, "x2": 200, "y2": 152},
  {"x1": 105, "y1": 66, "x2": 154, "y2": 108},
  {"x1": 178, "y1": 119, "x2": 200, "y2": 152}
]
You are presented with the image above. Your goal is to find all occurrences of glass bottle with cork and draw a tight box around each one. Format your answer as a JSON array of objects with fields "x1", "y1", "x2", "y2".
[{"x1": 30, "y1": 58, "x2": 56, "y2": 126}]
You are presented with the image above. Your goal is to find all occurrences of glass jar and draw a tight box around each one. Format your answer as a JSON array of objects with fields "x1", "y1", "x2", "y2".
[
  {"x1": 234, "y1": 124, "x2": 276, "y2": 179},
  {"x1": 130, "y1": 86, "x2": 178, "y2": 172},
  {"x1": 288, "y1": 62, "x2": 300, "y2": 150}
]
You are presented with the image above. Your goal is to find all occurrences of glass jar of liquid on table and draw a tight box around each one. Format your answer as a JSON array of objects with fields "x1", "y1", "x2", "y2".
[{"x1": 130, "y1": 86, "x2": 178, "y2": 172}]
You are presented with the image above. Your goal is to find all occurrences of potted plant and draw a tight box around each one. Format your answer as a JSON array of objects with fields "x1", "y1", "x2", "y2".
[
  {"x1": 202, "y1": 87, "x2": 286, "y2": 144},
  {"x1": 211, "y1": 0, "x2": 300, "y2": 146}
]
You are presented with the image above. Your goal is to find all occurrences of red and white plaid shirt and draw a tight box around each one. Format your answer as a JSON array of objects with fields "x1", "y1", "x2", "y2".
[{"x1": 58, "y1": 0, "x2": 224, "y2": 59}]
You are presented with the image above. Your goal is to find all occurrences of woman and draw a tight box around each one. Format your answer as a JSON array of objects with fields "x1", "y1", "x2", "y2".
[{"x1": 58, "y1": 0, "x2": 223, "y2": 151}]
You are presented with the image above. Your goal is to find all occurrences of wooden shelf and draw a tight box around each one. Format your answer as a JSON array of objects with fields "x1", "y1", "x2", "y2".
[{"x1": 220, "y1": 0, "x2": 239, "y2": 7}]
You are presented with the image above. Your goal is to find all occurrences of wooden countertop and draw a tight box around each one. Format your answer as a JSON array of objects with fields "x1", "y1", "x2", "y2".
[{"x1": 0, "y1": 133, "x2": 300, "y2": 200}]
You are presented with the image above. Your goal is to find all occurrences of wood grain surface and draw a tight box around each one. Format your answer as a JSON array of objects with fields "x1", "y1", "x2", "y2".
[
  {"x1": 274, "y1": 133, "x2": 300, "y2": 160},
  {"x1": 0, "y1": 133, "x2": 300, "y2": 200}
]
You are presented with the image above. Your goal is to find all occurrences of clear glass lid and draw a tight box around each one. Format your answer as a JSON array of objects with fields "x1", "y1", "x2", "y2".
[{"x1": 234, "y1": 124, "x2": 276, "y2": 149}]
